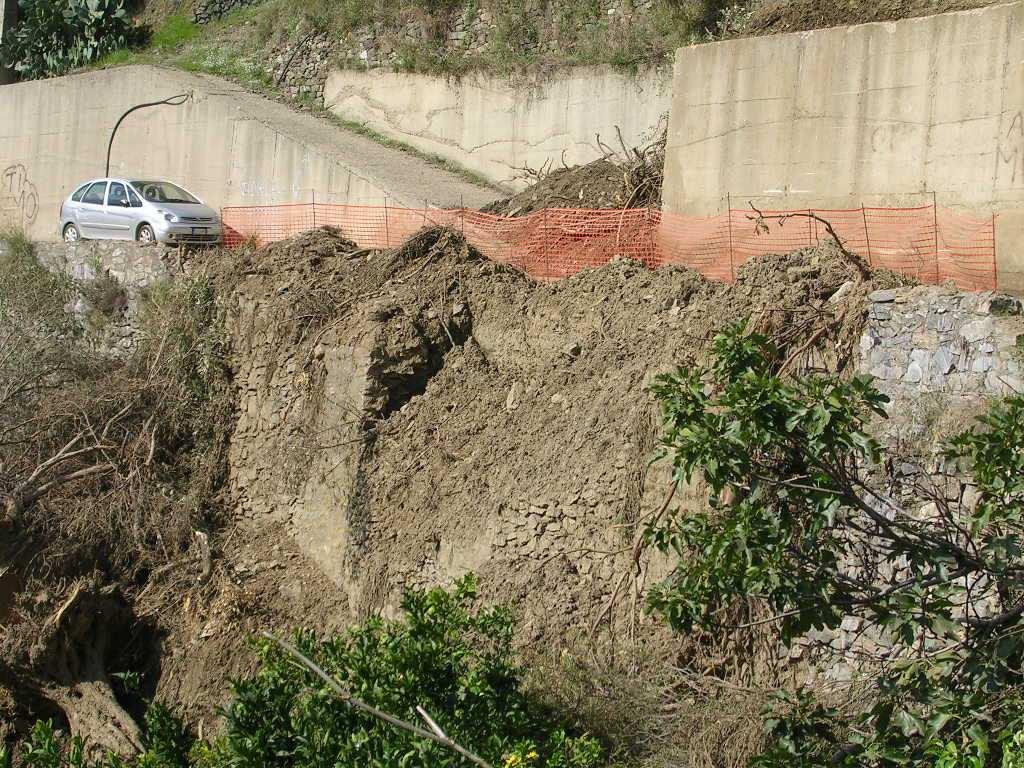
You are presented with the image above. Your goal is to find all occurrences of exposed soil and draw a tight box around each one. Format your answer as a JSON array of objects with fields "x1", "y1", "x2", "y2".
[
  {"x1": 215, "y1": 226, "x2": 910, "y2": 685},
  {"x1": 3, "y1": 225, "x2": 915, "y2": 751},
  {"x1": 742, "y1": 0, "x2": 996, "y2": 35}
]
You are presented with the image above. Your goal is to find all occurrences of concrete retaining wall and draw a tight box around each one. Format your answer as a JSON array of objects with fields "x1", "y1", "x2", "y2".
[
  {"x1": 0, "y1": 65, "x2": 496, "y2": 242},
  {"x1": 663, "y1": 2, "x2": 1024, "y2": 292},
  {"x1": 324, "y1": 66, "x2": 673, "y2": 190}
]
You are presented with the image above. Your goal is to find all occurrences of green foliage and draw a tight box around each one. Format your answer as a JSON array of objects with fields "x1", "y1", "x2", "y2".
[
  {"x1": 225, "y1": 575, "x2": 602, "y2": 768},
  {"x1": 11, "y1": 580, "x2": 602, "y2": 768},
  {"x1": 0, "y1": 0, "x2": 138, "y2": 79},
  {"x1": 12, "y1": 706, "x2": 193, "y2": 768},
  {"x1": 649, "y1": 323, "x2": 1024, "y2": 766}
]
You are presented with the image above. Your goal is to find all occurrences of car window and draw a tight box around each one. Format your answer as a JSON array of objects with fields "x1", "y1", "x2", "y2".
[
  {"x1": 71, "y1": 184, "x2": 90, "y2": 203},
  {"x1": 127, "y1": 187, "x2": 143, "y2": 208},
  {"x1": 81, "y1": 182, "x2": 107, "y2": 205},
  {"x1": 130, "y1": 181, "x2": 200, "y2": 204},
  {"x1": 107, "y1": 183, "x2": 128, "y2": 207}
]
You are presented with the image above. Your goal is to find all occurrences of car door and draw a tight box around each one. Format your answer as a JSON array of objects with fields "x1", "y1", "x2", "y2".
[
  {"x1": 77, "y1": 181, "x2": 108, "y2": 238},
  {"x1": 103, "y1": 182, "x2": 134, "y2": 239}
]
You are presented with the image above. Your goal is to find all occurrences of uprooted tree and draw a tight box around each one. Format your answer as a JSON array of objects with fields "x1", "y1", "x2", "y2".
[
  {"x1": 647, "y1": 324, "x2": 1024, "y2": 766},
  {"x1": 0, "y1": 229, "x2": 232, "y2": 754}
]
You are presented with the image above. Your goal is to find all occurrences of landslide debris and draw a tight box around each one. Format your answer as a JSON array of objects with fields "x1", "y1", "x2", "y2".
[
  {"x1": 222, "y1": 225, "x2": 912, "y2": 663},
  {"x1": 483, "y1": 133, "x2": 666, "y2": 216},
  {"x1": 2, "y1": 222, "x2": 915, "y2": 758}
]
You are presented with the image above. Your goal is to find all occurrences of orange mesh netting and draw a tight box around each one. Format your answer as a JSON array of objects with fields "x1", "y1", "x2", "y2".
[{"x1": 221, "y1": 202, "x2": 998, "y2": 291}]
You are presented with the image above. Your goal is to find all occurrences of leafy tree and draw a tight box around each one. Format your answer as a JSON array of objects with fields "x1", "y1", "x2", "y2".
[
  {"x1": 0, "y1": 0, "x2": 137, "y2": 80},
  {"x1": 648, "y1": 324, "x2": 1024, "y2": 765}
]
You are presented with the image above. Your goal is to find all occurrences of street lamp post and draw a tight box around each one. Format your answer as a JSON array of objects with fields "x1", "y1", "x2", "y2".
[{"x1": 105, "y1": 93, "x2": 191, "y2": 176}]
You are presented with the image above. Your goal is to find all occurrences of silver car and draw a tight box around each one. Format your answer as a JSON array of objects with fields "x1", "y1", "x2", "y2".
[{"x1": 59, "y1": 178, "x2": 222, "y2": 246}]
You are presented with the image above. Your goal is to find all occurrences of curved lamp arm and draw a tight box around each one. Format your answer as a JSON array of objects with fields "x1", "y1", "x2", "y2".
[{"x1": 105, "y1": 92, "x2": 191, "y2": 177}]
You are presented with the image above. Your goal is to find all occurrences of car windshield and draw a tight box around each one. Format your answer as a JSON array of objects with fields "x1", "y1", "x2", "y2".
[{"x1": 130, "y1": 181, "x2": 200, "y2": 204}]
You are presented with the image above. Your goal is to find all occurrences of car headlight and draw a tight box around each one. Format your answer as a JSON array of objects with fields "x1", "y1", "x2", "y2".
[{"x1": 158, "y1": 210, "x2": 178, "y2": 223}]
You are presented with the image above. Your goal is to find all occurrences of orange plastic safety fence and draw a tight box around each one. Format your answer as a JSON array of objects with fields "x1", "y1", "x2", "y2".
[{"x1": 221, "y1": 202, "x2": 998, "y2": 291}]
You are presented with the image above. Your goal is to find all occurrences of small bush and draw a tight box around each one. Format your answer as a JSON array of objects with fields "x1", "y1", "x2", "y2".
[
  {"x1": 226, "y1": 575, "x2": 603, "y2": 768},
  {"x1": 7, "y1": 579, "x2": 605, "y2": 768}
]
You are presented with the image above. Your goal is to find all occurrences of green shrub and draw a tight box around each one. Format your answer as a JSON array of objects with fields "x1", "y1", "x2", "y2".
[
  {"x1": 225, "y1": 575, "x2": 602, "y2": 768},
  {"x1": 8, "y1": 579, "x2": 603, "y2": 768},
  {"x1": 649, "y1": 323, "x2": 1024, "y2": 766},
  {"x1": 0, "y1": 0, "x2": 138, "y2": 79}
]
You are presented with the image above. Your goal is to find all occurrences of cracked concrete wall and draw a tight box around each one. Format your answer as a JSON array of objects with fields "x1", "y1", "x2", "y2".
[
  {"x1": 0, "y1": 65, "x2": 495, "y2": 241},
  {"x1": 663, "y1": 2, "x2": 1024, "y2": 292},
  {"x1": 324, "y1": 66, "x2": 673, "y2": 191}
]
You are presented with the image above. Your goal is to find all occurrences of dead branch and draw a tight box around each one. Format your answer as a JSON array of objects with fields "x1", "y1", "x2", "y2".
[{"x1": 747, "y1": 203, "x2": 871, "y2": 280}]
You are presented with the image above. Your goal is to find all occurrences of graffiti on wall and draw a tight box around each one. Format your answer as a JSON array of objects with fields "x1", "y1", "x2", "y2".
[{"x1": 1, "y1": 164, "x2": 39, "y2": 227}]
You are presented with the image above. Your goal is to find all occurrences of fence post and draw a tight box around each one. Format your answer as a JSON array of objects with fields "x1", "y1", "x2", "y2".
[
  {"x1": 807, "y1": 208, "x2": 814, "y2": 245},
  {"x1": 384, "y1": 195, "x2": 391, "y2": 248},
  {"x1": 992, "y1": 212, "x2": 999, "y2": 291},
  {"x1": 861, "y1": 205, "x2": 873, "y2": 267},
  {"x1": 726, "y1": 193, "x2": 736, "y2": 281},
  {"x1": 932, "y1": 191, "x2": 940, "y2": 284},
  {"x1": 543, "y1": 208, "x2": 549, "y2": 282},
  {"x1": 311, "y1": 189, "x2": 317, "y2": 229}
]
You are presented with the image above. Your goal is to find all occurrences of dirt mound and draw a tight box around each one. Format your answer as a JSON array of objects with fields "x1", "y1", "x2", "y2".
[
  {"x1": 741, "y1": 0, "x2": 994, "y2": 35},
  {"x1": 3, "y1": 225, "x2": 916, "y2": 750},
  {"x1": 483, "y1": 135, "x2": 665, "y2": 217},
  {"x1": 220, "y1": 226, "x2": 907, "y2": 669}
]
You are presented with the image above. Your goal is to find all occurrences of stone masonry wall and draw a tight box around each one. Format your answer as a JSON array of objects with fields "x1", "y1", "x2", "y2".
[
  {"x1": 34, "y1": 240, "x2": 175, "y2": 352},
  {"x1": 860, "y1": 285, "x2": 1024, "y2": 399},
  {"x1": 790, "y1": 286, "x2": 1024, "y2": 684}
]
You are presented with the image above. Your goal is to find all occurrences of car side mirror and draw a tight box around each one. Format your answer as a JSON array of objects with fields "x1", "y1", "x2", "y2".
[{"x1": 121, "y1": 200, "x2": 131, "y2": 207}]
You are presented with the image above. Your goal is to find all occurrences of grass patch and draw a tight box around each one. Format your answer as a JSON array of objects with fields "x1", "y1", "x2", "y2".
[{"x1": 149, "y1": 12, "x2": 202, "y2": 50}]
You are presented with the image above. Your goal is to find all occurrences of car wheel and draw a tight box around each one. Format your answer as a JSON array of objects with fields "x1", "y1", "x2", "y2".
[
  {"x1": 137, "y1": 224, "x2": 155, "y2": 244},
  {"x1": 63, "y1": 223, "x2": 80, "y2": 242}
]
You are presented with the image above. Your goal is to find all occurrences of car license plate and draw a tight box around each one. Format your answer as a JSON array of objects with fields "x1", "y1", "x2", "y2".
[{"x1": 191, "y1": 228, "x2": 207, "y2": 235}]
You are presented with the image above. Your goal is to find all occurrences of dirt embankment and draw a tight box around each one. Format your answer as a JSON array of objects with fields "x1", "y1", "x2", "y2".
[
  {"x1": 3, "y1": 224, "x2": 910, "y2": 749},
  {"x1": 167, "y1": 226, "x2": 906, "y2": 713},
  {"x1": 740, "y1": 0, "x2": 995, "y2": 34}
]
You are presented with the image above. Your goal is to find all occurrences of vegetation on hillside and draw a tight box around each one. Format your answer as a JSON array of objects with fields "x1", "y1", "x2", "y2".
[
  {"x1": 1, "y1": 577, "x2": 605, "y2": 768},
  {"x1": 0, "y1": 227, "x2": 233, "y2": 753}
]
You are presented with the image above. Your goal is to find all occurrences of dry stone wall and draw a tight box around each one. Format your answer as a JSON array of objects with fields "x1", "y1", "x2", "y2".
[
  {"x1": 792, "y1": 285, "x2": 1024, "y2": 683},
  {"x1": 860, "y1": 285, "x2": 1024, "y2": 399},
  {"x1": 192, "y1": 0, "x2": 262, "y2": 24},
  {"x1": 34, "y1": 240, "x2": 175, "y2": 353}
]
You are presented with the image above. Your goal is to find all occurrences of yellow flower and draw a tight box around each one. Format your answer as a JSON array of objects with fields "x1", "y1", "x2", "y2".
[{"x1": 526, "y1": 751, "x2": 539, "y2": 761}]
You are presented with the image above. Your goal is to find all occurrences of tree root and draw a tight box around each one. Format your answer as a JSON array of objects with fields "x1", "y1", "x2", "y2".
[{"x1": 31, "y1": 582, "x2": 143, "y2": 757}]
